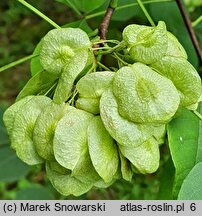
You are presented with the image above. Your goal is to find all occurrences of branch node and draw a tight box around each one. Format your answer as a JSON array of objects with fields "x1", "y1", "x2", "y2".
[{"x1": 98, "y1": 0, "x2": 117, "y2": 42}]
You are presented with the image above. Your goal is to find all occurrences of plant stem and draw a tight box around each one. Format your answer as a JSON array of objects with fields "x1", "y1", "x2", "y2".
[
  {"x1": 193, "y1": 110, "x2": 202, "y2": 121},
  {"x1": 85, "y1": 0, "x2": 174, "y2": 20},
  {"x1": 0, "y1": 54, "x2": 38, "y2": 73},
  {"x1": 192, "y1": 15, "x2": 202, "y2": 28},
  {"x1": 99, "y1": 0, "x2": 118, "y2": 40},
  {"x1": 97, "y1": 62, "x2": 111, "y2": 71},
  {"x1": 86, "y1": 61, "x2": 97, "y2": 74},
  {"x1": 95, "y1": 41, "x2": 126, "y2": 55},
  {"x1": 175, "y1": 0, "x2": 202, "y2": 62},
  {"x1": 17, "y1": 0, "x2": 61, "y2": 29},
  {"x1": 85, "y1": 11, "x2": 105, "y2": 20},
  {"x1": 137, "y1": 0, "x2": 155, "y2": 26},
  {"x1": 68, "y1": 88, "x2": 78, "y2": 106},
  {"x1": 92, "y1": 46, "x2": 111, "y2": 51},
  {"x1": 113, "y1": 52, "x2": 128, "y2": 65},
  {"x1": 92, "y1": 39, "x2": 120, "y2": 45},
  {"x1": 44, "y1": 81, "x2": 58, "y2": 96}
]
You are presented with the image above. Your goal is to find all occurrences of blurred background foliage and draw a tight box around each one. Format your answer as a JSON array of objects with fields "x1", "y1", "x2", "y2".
[{"x1": 0, "y1": 0, "x2": 201, "y2": 200}]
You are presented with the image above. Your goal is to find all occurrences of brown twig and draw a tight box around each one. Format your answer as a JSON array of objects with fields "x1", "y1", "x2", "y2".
[
  {"x1": 99, "y1": 0, "x2": 117, "y2": 41},
  {"x1": 176, "y1": 0, "x2": 202, "y2": 63}
]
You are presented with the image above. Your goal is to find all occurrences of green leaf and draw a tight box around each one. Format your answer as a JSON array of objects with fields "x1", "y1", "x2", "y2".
[
  {"x1": 63, "y1": 20, "x2": 93, "y2": 34},
  {"x1": 157, "y1": 157, "x2": 175, "y2": 200},
  {"x1": 77, "y1": 0, "x2": 106, "y2": 13},
  {"x1": 60, "y1": 0, "x2": 106, "y2": 13},
  {"x1": 167, "y1": 106, "x2": 202, "y2": 197},
  {"x1": 56, "y1": 0, "x2": 82, "y2": 16},
  {"x1": 184, "y1": 0, "x2": 202, "y2": 7},
  {"x1": 53, "y1": 108, "x2": 93, "y2": 170},
  {"x1": 11, "y1": 96, "x2": 52, "y2": 165},
  {"x1": 0, "y1": 146, "x2": 31, "y2": 182},
  {"x1": 34, "y1": 103, "x2": 73, "y2": 160},
  {"x1": 87, "y1": 116, "x2": 119, "y2": 183},
  {"x1": 0, "y1": 107, "x2": 9, "y2": 146},
  {"x1": 76, "y1": 71, "x2": 114, "y2": 98},
  {"x1": 112, "y1": 0, "x2": 141, "y2": 21},
  {"x1": 113, "y1": 63, "x2": 180, "y2": 123},
  {"x1": 16, "y1": 185, "x2": 54, "y2": 200},
  {"x1": 16, "y1": 70, "x2": 58, "y2": 101},
  {"x1": 30, "y1": 41, "x2": 43, "y2": 76},
  {"x1": 178, "y1": 162, "x2": 202, "y2": 200},
  {"x1": 0, "y1": 125, "x2": 8, "y2": 147},
  {"x1": 53, "y1": 50, "x2": 89, "y2": 104}
]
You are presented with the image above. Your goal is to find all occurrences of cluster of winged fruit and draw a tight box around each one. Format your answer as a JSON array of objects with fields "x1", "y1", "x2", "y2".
[{"x1": 3, "y1": 21, "x2": 201, "y2": 196}]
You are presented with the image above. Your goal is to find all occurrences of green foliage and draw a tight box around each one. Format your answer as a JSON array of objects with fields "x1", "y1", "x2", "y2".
[
  {"x1": 63, "y1": 20, "x2": 93, "y2": 33},
  {"x1": 112, "y1": 0, "x2": 142, "y2": 21},
  {"x1": 30, "y1": 42, "x2": 43, "y2": 76},
  {"x1": 16, "y1": 185, "x2": 55, "y2": 200},
  {"x1": 57, "y1": 0, "x2": 106, "y2": 13},
  {"x1": 0, "y1": 147, "x2": 31, "y2": 182},
  {"x1": 178, "y1": 162, "x2": 202, "y2": 200},
  {"x1": 167, "y1": 105, "x2": 202, "y2": 198},
  {"x1": 4, "y1": 19, "x2": 200, "y2": 196},
  {"x1": 0, "y1": 107, "x2": 9, "y2": 147},
  {"x1": 184, "y1": 0, "x2": 202, "y2": 10},
  {"x1": 16, "y1": 71, "x2": 58, "y2": 101},
  {"x1": 157, "y1": 157, "x2": 175, "y2": 200}
]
